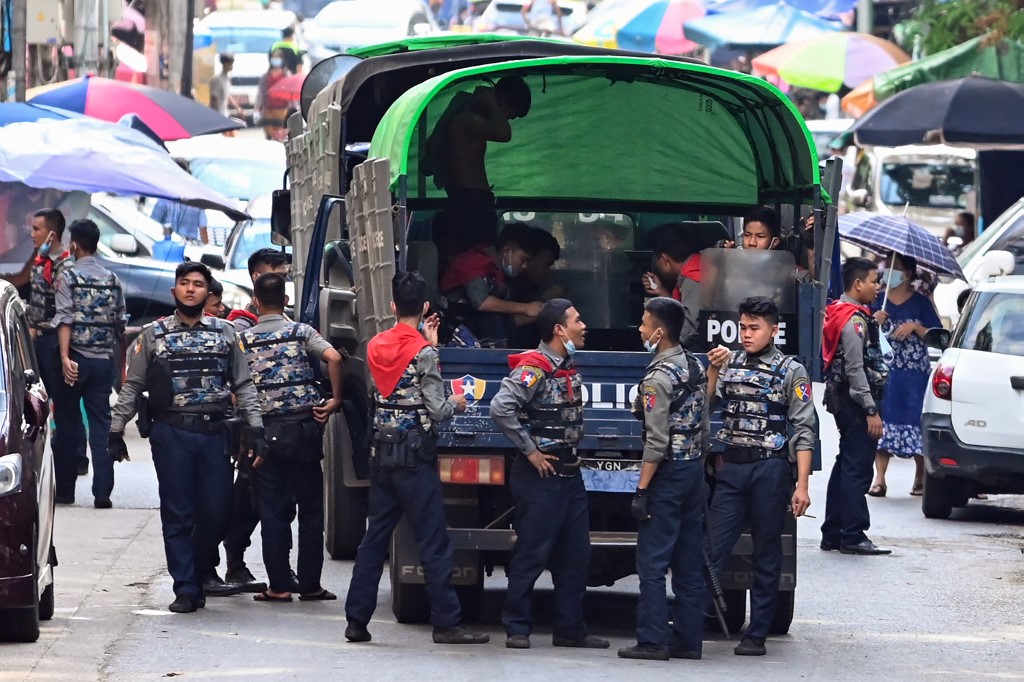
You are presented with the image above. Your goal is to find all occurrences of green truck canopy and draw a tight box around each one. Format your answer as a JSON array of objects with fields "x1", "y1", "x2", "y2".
[{"x1": 370, "y1": 56, "x2": 819, "y2": 211}]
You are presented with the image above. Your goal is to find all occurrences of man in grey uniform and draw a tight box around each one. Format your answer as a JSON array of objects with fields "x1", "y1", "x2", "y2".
[{"x1": 109, "y1": 262, "x2": 266, "y2": 613}]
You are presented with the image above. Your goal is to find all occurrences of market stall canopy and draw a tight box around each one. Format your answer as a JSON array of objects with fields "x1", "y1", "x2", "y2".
[
  {"x1": 706, "y1": 0, "x2": 856, "y2": 20},
  {"x1": 0, "y1": 102, "x2": 83, "y2": 125},
  {"x1": 572, "y1": 0, "x2": 706, "y2": 55},
  {"x1": 752, "y1": 32, "x2": 908, "y2": 93},
  {"x1": 683, "y1": 1, "x2": 843, "y2": 51},
  {"x1": 0, "y1": 118, "x2": 248, "y2": 220},
  {"x1": 370, "y1": 56, "x2": 819, "y2": 211}
]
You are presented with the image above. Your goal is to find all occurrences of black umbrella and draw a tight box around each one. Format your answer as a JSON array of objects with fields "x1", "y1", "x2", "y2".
[{"x1": 851, "y1": 75, "x2": 1024, "y2": 149}]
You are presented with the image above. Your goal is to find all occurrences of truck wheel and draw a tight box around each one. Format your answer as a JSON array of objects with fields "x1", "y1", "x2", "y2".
[
  {"x1": 323, "y1": 412, "x2": 368, "y2": 560},
  {"x1": 922, "y1": 473, "x2": 955, "y2": 520},
  {"x1": 723, "y1": 589, "x2": 746, "y2": 634},
  {"x1": 768, "y1": 590, "x2": 794, "y2": 635},
  {"x1": 390, "y1": 571, "x2": 430, "y2": 624}
]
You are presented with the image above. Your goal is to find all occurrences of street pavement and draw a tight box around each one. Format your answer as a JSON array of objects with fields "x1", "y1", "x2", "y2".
[{"x1": 5, "y1": 387, "x2": 1024, "y2": 681}]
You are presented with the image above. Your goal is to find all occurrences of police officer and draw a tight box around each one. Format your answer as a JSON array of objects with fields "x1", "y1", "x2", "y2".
[
  {"x1": 618, "y1": 297, "x2": 708, "y2": 662},
  {"x1": 53, "y1": 219, "x2": 126, "y2": 509},
  {"x1": 821, "y1": 257, "x2": 891, "y2": 556},
  {"x1": 238, "y1": 273, "x2": 344, "y2": 602},
  {"x1": 109, "y1": 262, "x2": 266, "y2": 613},
  {"x1": 344, "y1": 271, "x2": 489, "y2": 645},
  {"x1": 705, "y1": 296, "x2": 816, "y2": 656},
  {"x1": 490, "y1": 298, "x2": 609, "y2": 651}
]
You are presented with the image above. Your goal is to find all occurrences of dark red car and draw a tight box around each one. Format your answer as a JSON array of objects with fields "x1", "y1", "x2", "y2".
[{"x1": 0, "y1": 282, "x2": 55, "y2": 642}]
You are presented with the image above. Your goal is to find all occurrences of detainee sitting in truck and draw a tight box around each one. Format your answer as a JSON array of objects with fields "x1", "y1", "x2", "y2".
[{"x1": 642, "y1": 224, "x2": 702, "y2": 348}]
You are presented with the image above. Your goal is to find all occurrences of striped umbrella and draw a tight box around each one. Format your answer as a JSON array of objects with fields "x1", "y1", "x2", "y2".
[
  {"x1": 838, "y1": 212, "x2": 965, "y2": 280},
  {"x1": 752, "y1": 32, "x2": 909, "y2": 93},
  {"x1": 574, "y1": 0, "x2": 706, "y2": 55}
]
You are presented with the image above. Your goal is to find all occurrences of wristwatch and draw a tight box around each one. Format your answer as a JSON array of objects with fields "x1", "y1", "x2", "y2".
[{"x1": 865, "y1": 406, "x2": 878, "y2": 416}]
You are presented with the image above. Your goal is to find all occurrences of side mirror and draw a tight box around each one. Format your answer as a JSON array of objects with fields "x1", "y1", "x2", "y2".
[
  {"x1": 848, "y1": 188, "x2": 869, "y2": 208},
  {"x1": 200, "y1": 252, "x2": 226, "y2": 270},
  {"x1": 271, "y1": 189, "x2": 292, "y2": 244},
  {"x1": 923, "y1": 327, "x2": 951, "y2": 351},
  {"x1": 974, "y1": 249, "x2": 1015, "y2": 282},
  {"x1": 109, "y1": 234, "x2": 140, "y2": 256}
]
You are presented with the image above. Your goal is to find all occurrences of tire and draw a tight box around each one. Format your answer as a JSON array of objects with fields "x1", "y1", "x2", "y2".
[
  {"x1": 390, "y1": 571, "x2": 430, "y2": 624},
  {"x1": 39, "y1": 546, "x2": 55, "y2": 622},
  {"x1": 0, "y1": 530, "x2": 41, "y2": 642},
  {"x1": 323, "y1": 411, "x2": 368, "y2": 560},
  {"x1": 768, "y1": 590, "x2": 794, "y2": 635},
  {"x1": 922, "y1": 473, "x2": 955, "y2": 519},
  {"x1": 723, "y1": 589, "x2": 746, "y2": 634}
]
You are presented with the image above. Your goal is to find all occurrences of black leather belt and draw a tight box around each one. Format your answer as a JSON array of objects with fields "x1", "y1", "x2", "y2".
[
  {"x1": 154, "y1": 411, "x2": 228, "y2": 434},
  {"x1": 722, "y1": 446, "x2": 787, "y2": 464}
]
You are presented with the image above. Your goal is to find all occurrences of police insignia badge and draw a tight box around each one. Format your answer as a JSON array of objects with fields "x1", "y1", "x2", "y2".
[
  {"x1": 519, "y1": 367, "x2": 541, "y2": 388},
  {"x1": 450, "y1": 374, "x2": 487, "y2": 400},
  {"x1": 853, "y1": 322, "x2": 864, "y2": 337},
  {"x1": 643, "y1": 385, "x2": 657, "y2": 412},
  {"x1": 795, "y1": 382, "x2": 812, "y2": 403}
]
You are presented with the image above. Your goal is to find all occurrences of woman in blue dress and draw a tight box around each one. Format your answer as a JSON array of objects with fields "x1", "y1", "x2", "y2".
[{"x1": 868, "y1": 254, "x2": 941, "y2": 497}]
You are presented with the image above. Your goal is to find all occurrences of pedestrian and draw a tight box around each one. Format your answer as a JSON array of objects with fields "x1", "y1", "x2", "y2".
[
  {"x1": 209, "y1": 53, "x2": 242, "y2": 119},
  {"x1": 489, "y1": 298, "x2": 609, "y2": 651},
  {"x1": 151, "y1": 188, "x2": 210, "y2": 246},
  {"x1": 109, "y1": 262, "x2": 268, "y2": 613},
  {"x1": 869, "y1": 254, "x2": 941, "y2": 497},
  {"x1": 254, "y1": 49, "x2": 292, "y2": 141},
  {"x1": 821, "y1": 257, "x2": 891, "y2": 556},
  {"x1": 344, "y1": 271, "x2": 489, "y2": 645},
  {"x1": 226, "y1": 248, "x2": 290, "y2": 331},
  {"x1": 270, "y1": 26, "x2": 303, "y2": 73},
  {"x1": 204, "y1": 278, "x2": 227, "y2": 318},
  {"x1": 53, "y1": 219, "x2": 126, "y2": 509},
  {"x1": 706, "y1": 296, "x2": 815, "y2": 656},
  {"x1": 239, "y1": 273, "x2": 344, "y2": 603},
  {"x1": 617, "y1": 297, "x2": 708, "y2": 662}
]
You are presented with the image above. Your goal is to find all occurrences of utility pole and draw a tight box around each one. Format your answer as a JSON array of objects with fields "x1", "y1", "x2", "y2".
[
  {"x1": 181, "y1": 0, "x2": 196, "y2": 98},
  {"x1": 167, "y1": 0, "x2": 186, "y2": 94},
  {"x1": 856, "y1": 0, "x2": 874, "y2": 35}
]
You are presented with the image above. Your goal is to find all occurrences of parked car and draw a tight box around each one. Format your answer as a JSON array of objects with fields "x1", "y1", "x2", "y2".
[
  {"x1": 804, "y1": 118, "x2": 853, "y2": 161},
  {"x1": 283, "y1": 0, "x2": 333, "y2": 20},
  {"x1": 0, "y1": 282, "x2": 54, "y2": 643},
  {"x1": 472, "y1": 0, "x2": 589, "y2": 36},
  {"x1": 921, "y1": 276, "x2": 1024, "y2": 519},
  {"x1": 303, "y1": 0, "x2": 438, "y2": 64}
]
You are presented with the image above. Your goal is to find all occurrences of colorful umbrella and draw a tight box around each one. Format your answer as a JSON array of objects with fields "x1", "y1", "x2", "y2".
[
  {"x1": 838, "y1": 212, "x2": 964, "y2": 280},
  {"x1": 752, "y1": 33, "x2": 908, "y2": 93},
  {"x1": 574, "y1": 0, "x2": 706, "y2": 55},
  {"x1": 683, "y1": 2, "x2": 842, "y2": 51},
  {"x1": 28, "y1": 75, "x2": 243, "y2": 141},
  {"x1": 267, "y1": 73, "x2": 306, "y2": 104},
  {"x1": 0, "y1": 102, "x2": 83, "y2": 126}
]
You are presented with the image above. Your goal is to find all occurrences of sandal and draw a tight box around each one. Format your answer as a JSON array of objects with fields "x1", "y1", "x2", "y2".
[
  {"x1": 254, "y1": 590, "x2": 293, "y2": 603},
  {"x1": 910, "y1": 484, "x2": 923, "y2": 496},
  {"x1": 867, "y1": 484, "x2": 887, "y2": 497},
  {"x1": 299, "y1": 589, "x2": 337, "y2": 601}
]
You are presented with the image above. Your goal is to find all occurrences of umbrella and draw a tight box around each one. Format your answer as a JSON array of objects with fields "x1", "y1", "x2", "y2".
[
  {"x1": 0, "y1": 118, "x2": 247, "y2": 220},
  {"x1": 28, "y1": 75, "x2": 243, "y2": 141},
  {"x1": 850, "y1": 76, "x2": 1024, "y2": 149},
  {"x1": 752, "y1": 33, "x2": 909, "y2": 93},
  {"x1": 683, "y1": 1, "x2": 842, "y2": 52},
  {"x1": 267, "y1": 72, "x2": 306, "y2": 104},
  {"x1": 573, "y1": 0, "x2": 706, "y2": 55},
  {"x1": 706, "y1": 0, "x2": 856, "y2": 21},
  {"x1": 0, "y1": 102, "x2": 83, "y2": 125},
  {"x1": 838, "y1": 212, "x2": 965, "y2": 280}
]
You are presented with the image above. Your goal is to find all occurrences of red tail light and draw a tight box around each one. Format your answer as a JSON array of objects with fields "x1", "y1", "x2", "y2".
[
  {"x1": 932, "y1": 364, "x2": 954, "y2": 400},
  {"x1": 439, "y1": 456, "x2": 505, "y2": 485}
]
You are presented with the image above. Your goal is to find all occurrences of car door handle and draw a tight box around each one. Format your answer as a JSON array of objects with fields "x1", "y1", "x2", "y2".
[{"x1": 1011, "y1": 376, "x2": 1024, "y2": 390}]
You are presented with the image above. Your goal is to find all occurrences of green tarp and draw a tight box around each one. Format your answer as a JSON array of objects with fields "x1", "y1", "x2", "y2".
[{"x1": 370, "y1": 56, "x2": 819, "y2": 209}]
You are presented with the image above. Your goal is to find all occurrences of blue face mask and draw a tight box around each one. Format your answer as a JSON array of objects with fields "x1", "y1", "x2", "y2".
[
  {"x1": 500, "y1": 251, "x2": 515, "y2": 278},
  {"x1": 38, "y1": 241, "x2": 51, "y2": 257},
  {"x1": 418, "y1": 319, "x2": 425, "y2": 332},
  {"x1": 886, "y1": 269, "x2": 905, "y2": 289},
  {"x1": 564, "y1": 339, "x2": 576, "y2": 356},
  {"x1": 643, "y1": 337, "x2": 659, "y2": 354}
]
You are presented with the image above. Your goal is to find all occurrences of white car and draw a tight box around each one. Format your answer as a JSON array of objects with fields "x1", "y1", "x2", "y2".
[
  {"x1": 472, "y1": 0, "x2": 589, "y2": 36},
  {"x1": 303, "y1": 0, "x2": 438, "y2": 65},
  {"x1": 804, "y1": 118, "x2": 852, "y2": 161},
  {"x1": 921, "y1": 276, "x2": 1024, "y2": 519}
]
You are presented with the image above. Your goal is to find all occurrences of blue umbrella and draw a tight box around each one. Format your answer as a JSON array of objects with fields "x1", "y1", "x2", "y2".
[
  {"x1": 0, "y1": 102, "x2": 83, "y2": 126},
  {"x1": 838, "y1": 212, "x2": 965, "y2": 280},
  {"x1": 684, "y1": 1, "x2": 843, "y2": 51},
  {"x1": 706, "y1": 0, "x2": 856, "y2": 21}
]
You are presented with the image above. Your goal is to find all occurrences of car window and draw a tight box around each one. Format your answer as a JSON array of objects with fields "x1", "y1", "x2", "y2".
[
  {"x1": 953, "y1": 291, "x2": 1024, "y2": 357},
  {"x1": 958, "y1": 205, "x2": 1024, "y2": 266},
  {"x1": 88, "y1": 206, "x2": 154, "y2": 257},
  {"x1": 878, "y1": 162, "x2": 974, "y2": 209},
  {"x1": 208, "y1": 27, "x2": 279, "y2": 55},
  {"x1": 229, "y1": 221, "x2": 292, "y2": 270},
  {"x1": 6, "y1": 302, "x2": 29, "y2": 390},
  {"x1": 189, "y1": 158, "x2": 284, "y2": 202}
]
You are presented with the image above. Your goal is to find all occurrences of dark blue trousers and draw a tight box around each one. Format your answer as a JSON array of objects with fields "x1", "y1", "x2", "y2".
[
  {"x1": 502, "y1": 457, "x2": 590, "y2": 640},
  {"x1": 150, "y1": 421, "x2": 233, "y2": 600},
  {"x1": 35, "y1": 333, "x2": 69, "y2": 496},
  {"x1": 821, "y1": 397, "x2": 878, "y2": 547},
  {"x1": 253, "y1": 457, "x2": 324, "y2": 594},
  {"x1": 709, "y1": 456, "x2": 792, "y2": 641},
  {"x1": 345, "y1": 461, "x2": 461, "y2": 629},
  {"x1": 53, "y1": 353, "x2": 114, "y2": 500},
  {"x1": 635, "y1": 457, "x2": 706, "y2": 651}
]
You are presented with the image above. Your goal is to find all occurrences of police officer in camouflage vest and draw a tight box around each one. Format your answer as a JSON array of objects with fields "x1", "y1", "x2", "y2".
[
  {"x1": 109, "y1": 262, "x2": 267, "y2": 614},
  {"x1": 619, "y1": 297, "x2": 708, "y2": 662},
  {"x1": 53, "y1": 220, "x2": 126, "y2": 509},
  {"x1": 490, "y1": 298, "x2": 609, "y2": 651},
  {"x1": 706, "y1": 296, "x2": 816, "y2": 657},
  {"x1": 238, "y1": 273, "x2": 344, "y2": 603},
  {"x1": 345, "y1": 271, "x2": 488, "y2": 645}
]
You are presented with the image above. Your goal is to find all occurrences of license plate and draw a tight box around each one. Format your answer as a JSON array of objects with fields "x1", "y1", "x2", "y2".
[{"x1": 580, "y1": 458, "x2": 642, "y2": 493}]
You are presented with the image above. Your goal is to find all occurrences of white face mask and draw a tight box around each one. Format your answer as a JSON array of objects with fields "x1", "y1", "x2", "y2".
[
  {"x1": 270, "y1": 58, "x2": 283, "y2": 68},
  {"x1": 643, "y1": 329, "x2": 662, "y2": 354}
]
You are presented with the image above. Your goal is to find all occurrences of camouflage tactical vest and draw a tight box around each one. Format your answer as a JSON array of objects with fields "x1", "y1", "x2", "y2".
[
  {"x1": 826, "y1": 311, "x2": 890, "y2": 402},
  {"x1": 717, "y1": 352, "x2": 793, "y2": 451},
  {"x1": 373, "y1": 360, "x2": 432, "y2": 433},
  {"x1": 151, "y1": 318, "x2": 232, "y2": 409},
  {"x1": 26, "y1": 254, "x2": 70, "y2": 331},
  {"x1": 640, "y1": 353, "x2": 707, "y2": 461},
  {"x1": 239, "y1": 322, "x2": 320, "y2": 417},
  {"x1": 521, "y1": 363, "x2": 583, "y2": 451},
  {"x1": 66, "y1": 269, "x2": 121, "y2": 351}
]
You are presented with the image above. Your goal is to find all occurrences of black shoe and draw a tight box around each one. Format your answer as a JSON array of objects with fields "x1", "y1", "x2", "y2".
[
  {"x1": 77, "y1": 460, "x2": 89, "y2": 476},
  {"x1": 506, "y1": 634, "x2": 530, "y2": 649},
  {"x1": 669, "y1": 647, "x2": 702, "y2": 660},
  {"x1": 289, "y1": 569, "x2": 301, "y2": 593},
  {"x1": 839, "y1": 539, "x2": 892, "y2": 555},
  {"x1": 225, "y1": 565, "x2": 268, "y2": 593},
  {"x1": 169, "y1": 596, "x2": 201, "y2": 613},
  {"x1": 345, "y1": 621, "x2": 372, "y2": 643},
  {"x1": 201, "y1": 574, "x2": 242, "y2": 597},
  {"x1": 617, "y1": 643, "x2": 670, "y2": 661},
  {"x1": 94, "y1": 498, "x2": 112, "y2": 509},
  {"x1": 553, "y1": 635, "x2": 610, "y2": 649},
  {"x1": 432, "y1": 625, "x2": 490, "y2": 644},
  {"x1": 734, "y1": 636, "x2": 766, "y2": 656},
  {"x1": 56, "y1": 495, "x2": 75, "y2": 505},
  {"x1": 820, "y1": 539, "x2": 839, "y2": 551}
]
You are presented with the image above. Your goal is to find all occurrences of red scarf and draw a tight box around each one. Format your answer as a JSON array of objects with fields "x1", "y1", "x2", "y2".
[
  {"x1": 822, "y1": 300, "x2": 869, "y2": 369},
  {"x1": 227, "y1": 308, "x2": 259, "y2": 326},
  {"x1": 507, "y1": 350, "x2": 577, "y2": 401},
  {"x1": 671, "y1": 254, "x2": 702, "y2": 300},
  {"x1": 367, "y1": 324, "x2": 430, "y2": 399},
  {"x1": 34, "y1": 251, "x2": 70, "y2": 286},
  {"x1": 439, "y1": 244, "x2": 504, "y2": 293}
]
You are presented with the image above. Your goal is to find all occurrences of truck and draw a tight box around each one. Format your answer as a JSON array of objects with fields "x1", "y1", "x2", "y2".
[{"x1": 278, "y1": 37, "x2": 840, "y2": 634}]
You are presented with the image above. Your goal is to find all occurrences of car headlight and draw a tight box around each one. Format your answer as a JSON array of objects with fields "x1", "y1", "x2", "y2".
[
  {"x1": 0, "y1": 453, "x2": 23, "y2": 497},
  {"x1": 221, "y1": 282, "x2": 251, "y2": 312}
]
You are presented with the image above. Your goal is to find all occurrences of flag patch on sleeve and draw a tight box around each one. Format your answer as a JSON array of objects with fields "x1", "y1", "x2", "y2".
[
  {"x1": 519, "y1": 367, "x2": 541, "y2": 388},
  {"x1": 795, "y1": 382, "x2": 812, "y2": 403},
  {"x1": 643, "y1": 385, "x2": 657, "y2": 412}
]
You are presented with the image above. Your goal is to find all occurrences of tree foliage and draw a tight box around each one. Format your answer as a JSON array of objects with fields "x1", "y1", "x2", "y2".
[{"x1": 900, "y1": 0, "x2": 1024, "y2": 55}]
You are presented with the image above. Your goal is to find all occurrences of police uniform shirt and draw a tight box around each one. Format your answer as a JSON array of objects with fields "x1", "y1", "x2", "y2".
[
  {"x1": 489, "y1": 341, "x2": 565, "y2": 456},
  {"x1": 637, "y1": 346, "x2": 703, "y2": 464},
  {"x1": 247, "y1": 314, "x2": 333, "y2": 359},
  {"x1": 111, "y1": 312, "x2": 262, "y2": 432},
  {"x1": 52, "y1": 255, "x2": 126, "y2": 359},
  {"x1": 27, "y1": 251, "x2": 72, "y2": 332},
  {"x1": 715, "y1": 344, "x2": 817, "y2": 453},
  {"x1": 411, "y1": 346, "x2": 460, "y2": 425},
  {"x1": 454, "y1": 274, "x2": 507, "y2": 311},
  {"x1": 835, "y1": 294, "x2": 877, "y2": 412}
]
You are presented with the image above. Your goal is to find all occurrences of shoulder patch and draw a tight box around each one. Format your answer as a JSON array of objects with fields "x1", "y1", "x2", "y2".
[
  {"x1": 794, "y1": 382, "x2": 812, "y2": 403},
  {"x1": 133, "y1": 338, "x2": 143, "y2": 354},
  {"x1": 518, "y1": 366, "x2": 542, "y2": 388},
  {"x1": 852, "y1": 321, "x2": 864, "y2": 338},
  {"x1": 643, "y1": 384, "x2": 657, "y2": 412}
]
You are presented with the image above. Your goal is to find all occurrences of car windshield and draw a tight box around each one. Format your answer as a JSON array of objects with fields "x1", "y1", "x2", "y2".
[
  {"x1": 229, "y1": 220, "x2": 291, "y2": 270},
  {"x1": 208, "y1": 27, "x2": 280, "y2": 54},
  {"x1": 189, "y1": 158, "x2": 284, "y2": 201},
  {"x1": 315, "y1": 3, "x2": 402, "y2": 28},
  {"x1": 952, "y1": 291, "x2": 1024, "y2": 357},
  {"x1": 879, "y1": 162, "x2": 974, "y2": 209}
]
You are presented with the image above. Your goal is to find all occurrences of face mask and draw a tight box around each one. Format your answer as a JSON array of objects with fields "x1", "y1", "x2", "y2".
[
  {"x1": 643, "y1": 330, "x2": 661, "y2": 354},
  {"x1": 564, "y1": 339, "x2": 577, "y2": 357},
  {"x1": 886, "y1": 269, "x2": 905, "y2": 289},
  {"x1": 38, "y1": 240, "x2": 51, "y2": 257},
  {"x1": 175, "y1": 296, "x2": 206, "y2": 318},
  {"x1": 418, "y1": 319, "x2": 425, "y2": 332},
  {"x1": 270, "y1": 58, "x2": 283, "y2": 68},
  {"x1": 500, "y1": 251, "x2": 515, "y2": 277}
]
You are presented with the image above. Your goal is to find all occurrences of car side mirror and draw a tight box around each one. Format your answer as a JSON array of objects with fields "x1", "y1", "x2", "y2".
[
  {"x1": 923, "y1": 327, "x2": 951, "y2": 350},
  {"x1": 848, "y1": 188, "x2": 869, "y2": 207},
  {"x1": 271, "y1": 189, "x2": 292, "y2": 244},
  {"x1": 974, "y1": 249, "x2": 1015, "y2": 282},
  {"x1": 200, "y1": 253, "x2": 226, "y2": 270},
  {"x1": 109, "y1": 234, "x2": 140, "y2": 256}
]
